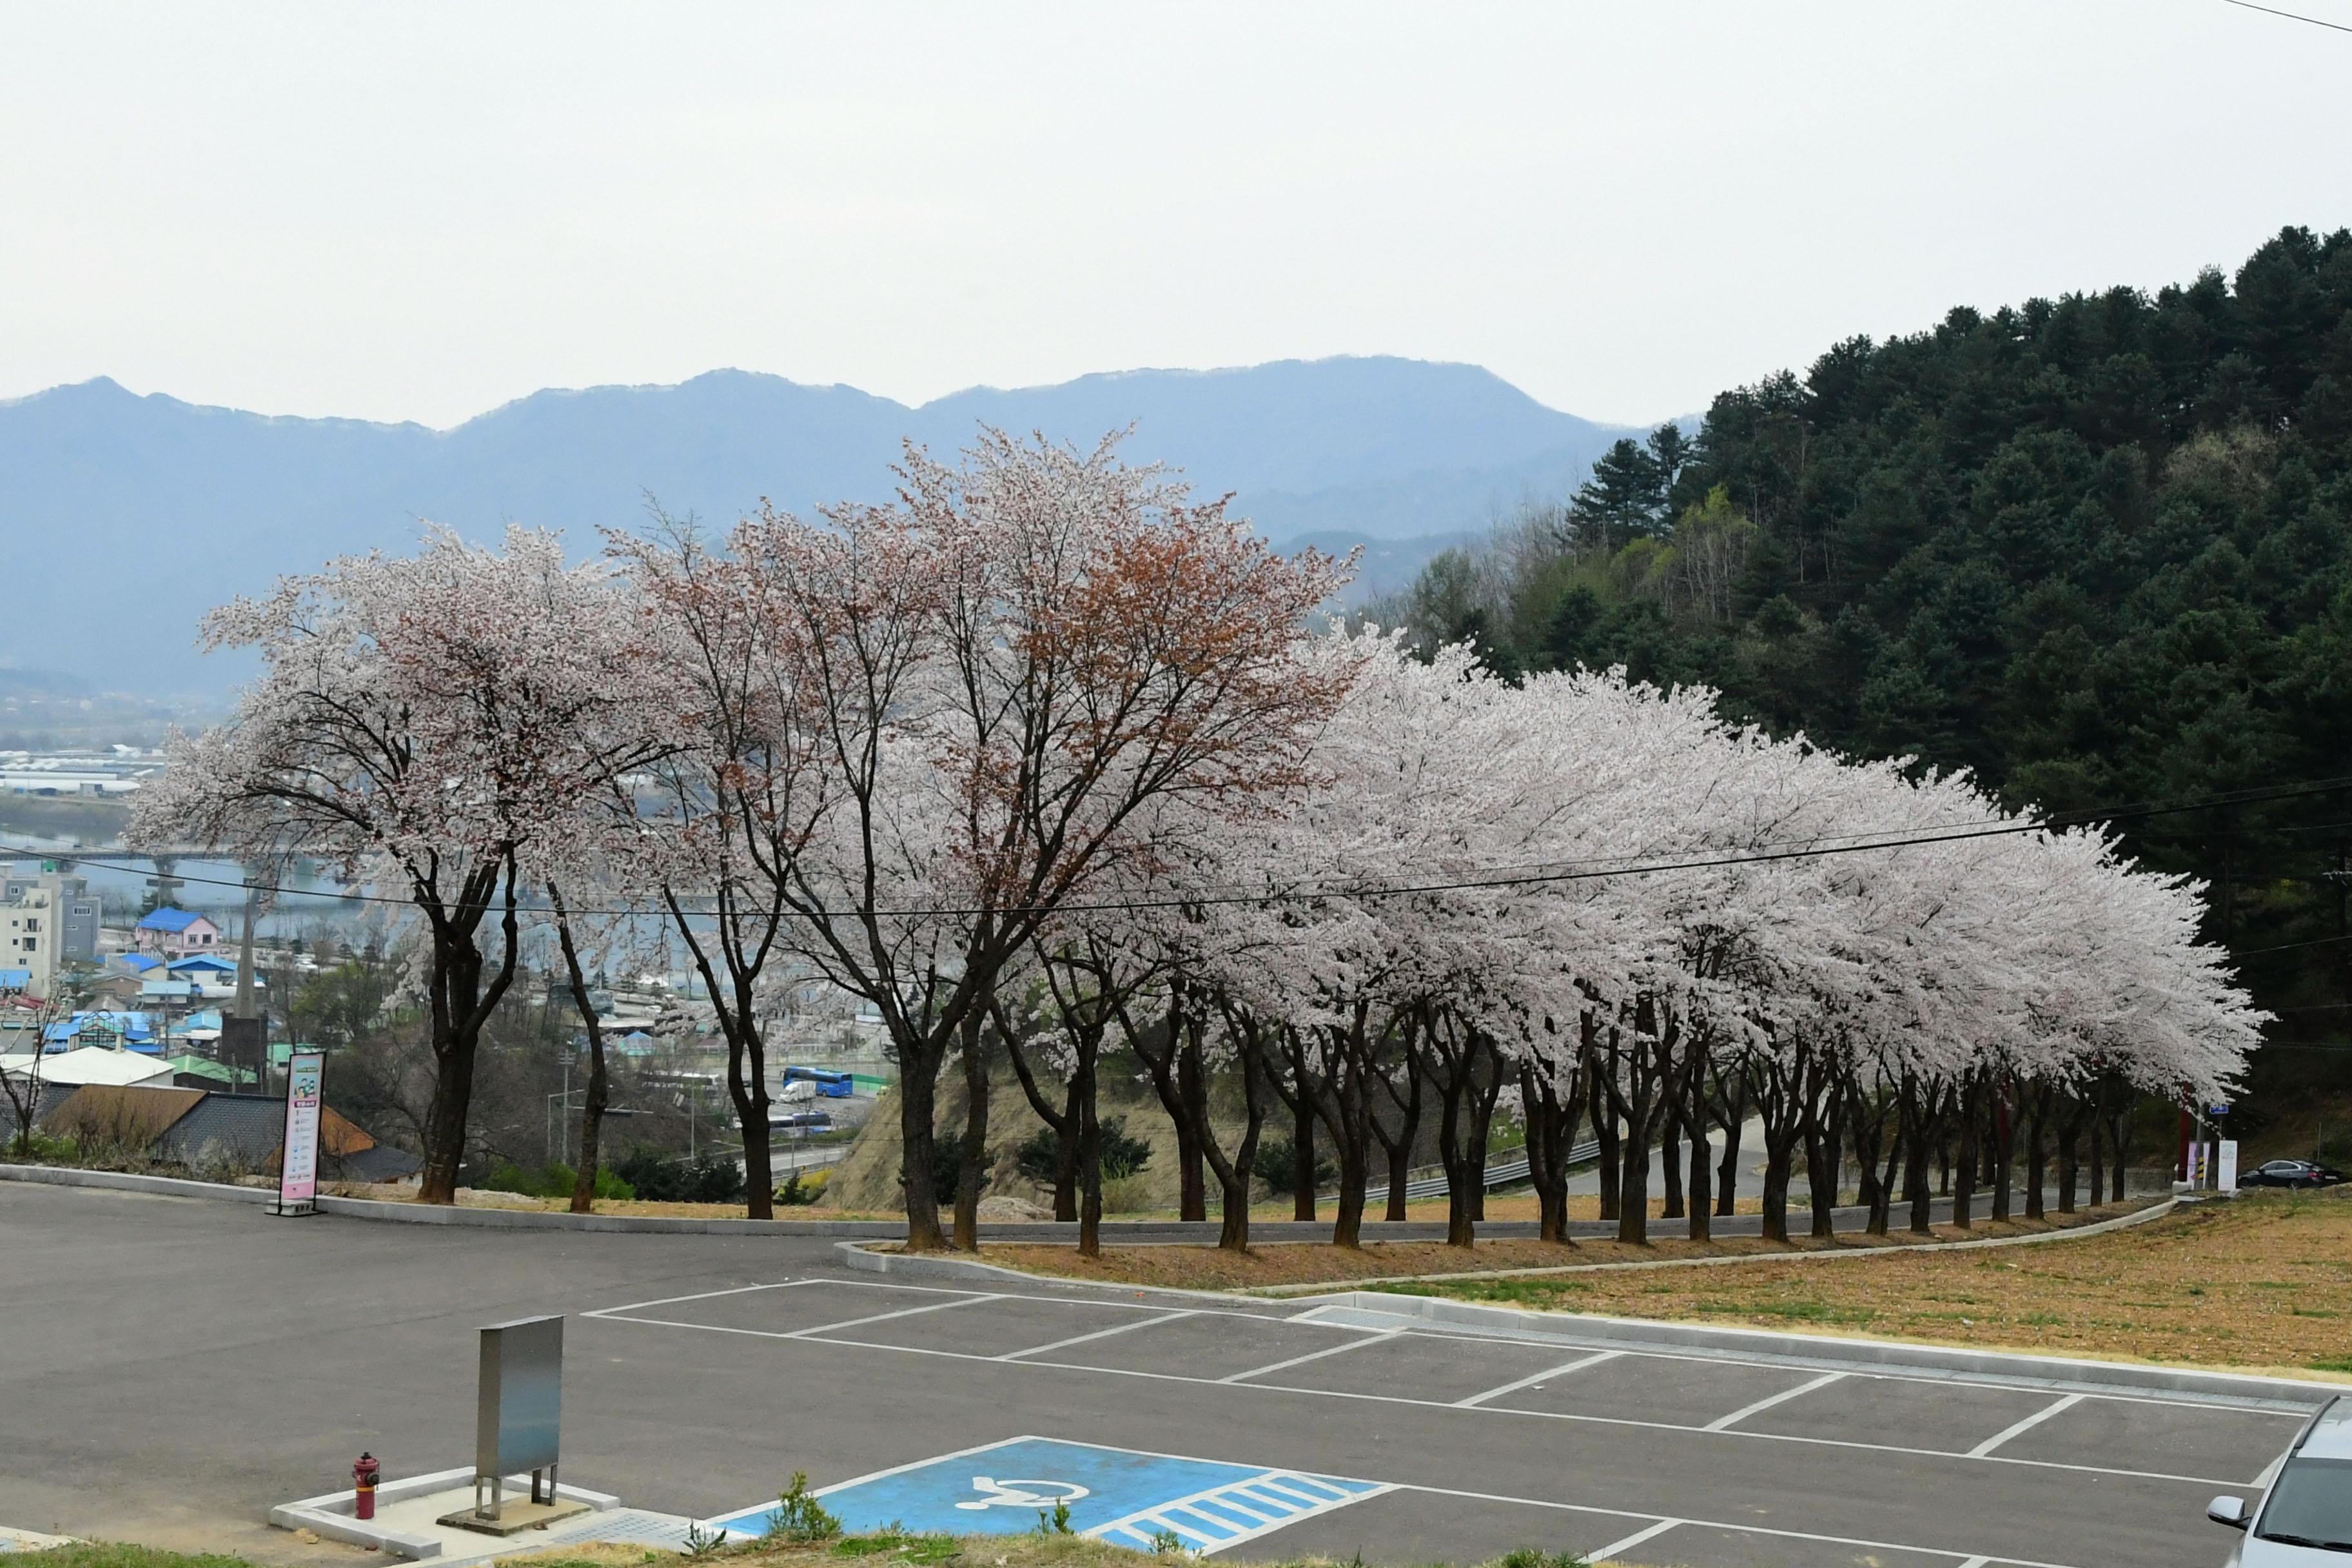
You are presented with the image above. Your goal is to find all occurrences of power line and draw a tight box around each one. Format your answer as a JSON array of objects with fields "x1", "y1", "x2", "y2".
[
  {"x1": 2219, "y1": 0, "x2": 2352, "y2": 32},
  {"x1": 22, "y1": 772, "x2": 2352, "y2": 922}
]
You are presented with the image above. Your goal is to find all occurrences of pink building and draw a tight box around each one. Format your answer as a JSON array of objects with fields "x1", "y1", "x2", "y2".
[{"x1": 133, "y1": 907, "x2": 223, "y2": 958}]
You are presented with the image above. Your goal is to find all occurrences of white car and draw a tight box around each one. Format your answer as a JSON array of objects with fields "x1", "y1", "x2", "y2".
[{"x1": 2210, "y1": 1395, "x2": 2352, "y2": 1563}]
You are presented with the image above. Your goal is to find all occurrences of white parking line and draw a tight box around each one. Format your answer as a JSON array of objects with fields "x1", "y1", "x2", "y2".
[
  {"x1": 607, "y1": 1277, "x2": 2309, "y2": 1418},
  {"x1": 1703, "y1": 1371, "x2": 1845, "y2": 1431},
  {"x1": 585, "y1": 1278, "x2": 2293, "y2": 1489},
  {"x1": 1968, "y1": 1393, "x2": 2083, "y2": 1458},
  {"x1": 1587, "y1": 1518, "x2": 1681, "y2": 1562},
  {"x1": 1391, "y1": 1480, "x2": 2081, "y2": 1568},
  {"x1": 1956, "y1": 1556, "x2": 1993, "y2": 1568},
  {"x1": 1451, "y1": 1349, "x2": 1622, "y2": 1408},
  {"x1": 583, "y1": 1280, "x2": 814, "y2": 1319},
  {"x1": 597, "y1": 1293, "x2": 1001, "y2": 1344},
  {"x1": 1217, "y1": 1329, "x2": 1402, "y2": 1385},
  {"x1": 790, "y1": 1293, "x2": 1005, "y2": 1338},
  {"x1": 997, "y1": 1309, "x2": 1199, "y2": 1361}
]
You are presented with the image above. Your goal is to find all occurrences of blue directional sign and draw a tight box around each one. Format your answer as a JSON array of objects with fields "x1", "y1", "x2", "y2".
[{"x1": 706, "y1": 1436, "x2": 1387, "y2": 1552}]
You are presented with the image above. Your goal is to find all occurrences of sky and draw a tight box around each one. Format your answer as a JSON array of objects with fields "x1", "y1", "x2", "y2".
[{"x1": 2, "y1": 1, "x2": 2346, "y2": 429}]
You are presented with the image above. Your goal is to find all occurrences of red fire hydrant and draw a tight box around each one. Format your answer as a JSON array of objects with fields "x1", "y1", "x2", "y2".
[{"x1": 353, "y1": 1453, "x2": 380, "y2": 1521}]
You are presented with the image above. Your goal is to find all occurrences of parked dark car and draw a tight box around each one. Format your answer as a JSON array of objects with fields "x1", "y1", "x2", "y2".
[{"x1": 2239, "y1": 1160, "x2": 2346, "y2": 1190}]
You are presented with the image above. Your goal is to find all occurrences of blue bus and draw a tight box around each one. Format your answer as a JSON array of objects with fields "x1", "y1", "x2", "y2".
[{"x1": 781, "y1": 1065, "x2": 855, "y2": 1098}]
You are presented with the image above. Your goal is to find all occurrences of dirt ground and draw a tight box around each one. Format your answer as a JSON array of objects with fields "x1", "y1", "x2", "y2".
[
  {"x1": 977, "y1": 1201, "x2": 2153, "y2": 1288},
  {"x1": 1400, "y1": 1188, "x2": 2352, "y2": 1380},
  {"x1": 978, "y1": 1190, "x2": 2352, "y2": 1381}
]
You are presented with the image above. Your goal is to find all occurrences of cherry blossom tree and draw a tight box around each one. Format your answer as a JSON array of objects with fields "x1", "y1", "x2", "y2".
[
  {"x1": 132, "y1": 527, "x2": 674, "y2": 1204},
  {"x1": 625, "y1": 431, "x2": 1350, "y2": 1251}
]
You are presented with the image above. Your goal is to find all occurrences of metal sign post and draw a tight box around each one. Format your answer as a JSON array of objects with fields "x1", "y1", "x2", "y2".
[{"x1": 272, "y1": 1048, "x2": 324, "y2": 1217}]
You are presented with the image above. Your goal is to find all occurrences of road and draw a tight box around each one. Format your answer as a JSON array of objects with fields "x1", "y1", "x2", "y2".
[{"x1": 0, "y1": 1179, "x2": 2314, "y2": 1568}]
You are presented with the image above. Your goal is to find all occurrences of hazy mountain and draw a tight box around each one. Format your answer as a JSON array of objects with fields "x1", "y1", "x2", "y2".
[{"x1": 0, "y1": 357, "x2": 1640, "y2": 693}]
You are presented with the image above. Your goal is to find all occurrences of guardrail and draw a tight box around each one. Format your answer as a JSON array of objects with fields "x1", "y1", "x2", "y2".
[{"x1": 1357, "y1": 1136, "x2": 1601, "y2": 1205}]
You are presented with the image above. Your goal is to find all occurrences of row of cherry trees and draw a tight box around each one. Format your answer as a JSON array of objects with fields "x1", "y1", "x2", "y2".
[
  {"x1": 135, "y1": 431, "x2": 2263, "y2": 1244},
  {"x1": 1033, "y1": 635, "x2": 2264, "y2": 1254}
]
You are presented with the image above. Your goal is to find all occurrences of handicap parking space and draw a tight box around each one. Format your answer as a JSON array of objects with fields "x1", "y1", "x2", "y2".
[
  {"x1": 816, "y1": 1295, "x2": 1158, "y2": 1359},
  {"x1": 704, "y1": 1437, "x2": 1386, "y2": 1553},
  {"x1": 1239, "y1": 1485, "x2": 1647, "y2": 1566},
  {"x1": 1735, "y1": 1373, "x2": 2063, "y2": 1455},
  {"x1": 1238, "y1": 1330, "x2": 1594, "y2": 1405},
  {"x1": 1992, "y1": 1394, "x2": 2306, "y2": 1484},
  {"x1": 1040, "y1": 1309, "x2": 1380, "y2": 1381},
  {"x1": 1482, "y1": 1351, "x2": 1825, "y2": 1428}
]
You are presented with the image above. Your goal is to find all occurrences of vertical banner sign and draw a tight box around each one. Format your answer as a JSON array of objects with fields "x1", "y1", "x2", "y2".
[
  {"x1": 275, "y1": 1048, "x2": 326, "y2": 1216},
  {"x1": 2219, "y1": 1139, "x2": 2239, "y2": 1194}
]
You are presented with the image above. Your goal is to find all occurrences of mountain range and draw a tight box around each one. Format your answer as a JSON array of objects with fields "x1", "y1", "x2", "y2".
[{"x1": 0, "y1": 357, "x2": 1645, "y2": 694}]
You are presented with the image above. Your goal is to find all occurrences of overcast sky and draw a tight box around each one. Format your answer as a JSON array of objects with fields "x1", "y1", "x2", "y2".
[{"x1": 3, "y1": 1, "x2": 2344, "y2": 429}]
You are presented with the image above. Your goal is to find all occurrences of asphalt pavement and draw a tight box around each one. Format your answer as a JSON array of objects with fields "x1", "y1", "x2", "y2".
[{"x1": 0, "y1": 1179, "x2": 2318, "y2": 1568}]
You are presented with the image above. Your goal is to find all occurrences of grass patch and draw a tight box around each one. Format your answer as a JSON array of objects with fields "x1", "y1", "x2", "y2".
[
  {"x1": 1689, "y1": 1298, "x2": 1876, "y2": 1325},
  {"x1": 7, "y1": 1549, "x2": 252, "y2": 1568}
]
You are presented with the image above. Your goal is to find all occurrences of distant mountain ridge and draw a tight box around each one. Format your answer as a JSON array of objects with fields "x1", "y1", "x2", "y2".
[{"x1": 0, "y1": 357, "x2": 1641, "y2": 693}]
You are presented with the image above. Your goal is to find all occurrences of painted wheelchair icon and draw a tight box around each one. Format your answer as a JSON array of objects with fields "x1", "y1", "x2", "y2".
[{"x1": 956, "y1": 1476, "x2": 1093, "y2": 1511}]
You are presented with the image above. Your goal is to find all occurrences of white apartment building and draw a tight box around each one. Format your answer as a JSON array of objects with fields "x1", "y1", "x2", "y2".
[{"x1": 2, "y1": 886, "x2": 57, "y2": 1001}]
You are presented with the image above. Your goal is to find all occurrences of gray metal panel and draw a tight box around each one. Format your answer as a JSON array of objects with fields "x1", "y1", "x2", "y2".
[{"x1": 476, "y1": 1315, "x2": 562, "y2": 1475}]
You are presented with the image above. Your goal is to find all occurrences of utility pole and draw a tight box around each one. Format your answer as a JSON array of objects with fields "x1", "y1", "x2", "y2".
[{"x1": 220, "y1": 873, "x2": 267, "y2": 1095}]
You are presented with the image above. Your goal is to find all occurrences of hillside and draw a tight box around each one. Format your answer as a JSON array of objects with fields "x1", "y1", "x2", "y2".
[
  {"x1": 0, "y1": 357, "x2": 1638, "y2": 694},
  {"x1": 1382, "y1": 224, "x2": 2352, "y2": 1096}
]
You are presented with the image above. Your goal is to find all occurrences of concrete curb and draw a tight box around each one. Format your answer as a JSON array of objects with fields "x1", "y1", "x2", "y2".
[
  {"x1": 837, "y1": 1199, "x2": 2176, "y2": 1296},
  {"x1": 313, "y1": 1192, "x2": 903, "y2": 1237},
  {"x1": 271, "y1": 1466, "x2": 619, "y2": 1560},
  {"x1": 1242, "y1": 1196, "x2": 2180, "y2": 1295},
  {"x1": 836, "y1": 1239, "x2": 1051, "y2": 1285},
  {"x1": 0, "y1": 1162, "x2": 908, "y2": 1235},
  {"x1": 0, "y1": 1163, "x2": 272, "y2": 1204}
]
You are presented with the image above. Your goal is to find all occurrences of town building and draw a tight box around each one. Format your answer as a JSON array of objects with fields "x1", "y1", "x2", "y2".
[
  {"x1": 133, "y1": 907, "x2": 222, "y2": 958},
  {"x1": 2, "y1": 885, "x2": 57, "y2": 1000},
  {"x1": 1, "y1": 873, "x2": 101, "y2": 962}
]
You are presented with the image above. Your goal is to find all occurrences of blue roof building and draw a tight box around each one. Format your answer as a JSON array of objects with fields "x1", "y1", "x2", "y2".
[{"x1": 136, "y1": 908, "x2": 204, "y2": 934}]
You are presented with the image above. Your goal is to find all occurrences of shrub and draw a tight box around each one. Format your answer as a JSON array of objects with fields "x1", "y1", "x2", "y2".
[
  {"x1": 765, "y1": 1471, "x2": 841, "y2": 1542},
  {"x1": 613, "y1": 1146, "x2": 745, "y2": 1204},
  {"x1": 1015, "y1": 1119, "x2": 1152, "y2": 1185},
  {"x1": 1251, "y1": 1134, "x2": 1333, "y2": 1195},
  {"x1": 776, "y1": 1168, "x2": 829, "y2": 1206}
]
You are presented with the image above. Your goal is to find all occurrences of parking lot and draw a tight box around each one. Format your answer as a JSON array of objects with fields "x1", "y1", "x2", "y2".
[
  {"x1": 0, "y1": 1179, "x2": 2328, "y2": 1568},
  {"x1": 590, "y1": 1275, "x2": 2319, "y2": 1567}
]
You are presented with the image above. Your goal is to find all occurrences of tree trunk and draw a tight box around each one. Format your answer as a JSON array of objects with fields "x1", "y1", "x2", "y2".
[
  {"x1": 1076, "y1": 1050, "x2": 1103, "y2": 1259},
  {"x1": 1714, "y1": 1070, "x2": 1747, "y2": 1219},
  {"x1": 1291, "y1": 1098, "x2": 1318, "y2": 1221},
  {"x1": 1590, "y1": 1069, "x2": 1621, "y2": 1222},
  {"x1": 1685, "y1": 1052, "x2": 1713, "y2": 1243},
  {"x1": 418, "y1": 869, "x2": 522, "y2": 1206},
  {"x1": 896, "y1": 1033, "x2": 949, "y2": 1251},
  {"x1": 1660, "y1": 1092, "x2": 1686, "y2": 1221},
  {"x1": 1992, "y1": 1080, "x2": 2014, "y2": 1222},
  {"x1": 1951, "y1": 1075, "x2": 1980, "y2": 1230},
  {"x1": 1802, "y1": 1070, "x2": 1840, "y2": 1240},
  {"x1": 1466, "y1": 1070, "x2": 1501, "y2": 1224},
  {"x1": 1175, "y1": 1035, "x2": 1208, "y2": 1222},
  {"x1": 1004, "y1": 1014, "x2": 1083, "y2": 1223},
  {"x1": 547, "y1": 885, "x2": 607, "y2": 1216},
  {"x1": 951, "y1": 1005, "x2": 990, "y2": 1252},
  {"x1": 2107, "y1": 1092, "x2": 2132, "y2": 1203},
  {"x1": 2024, "y1": 1084, "x2": 2048, "y2": 1222}
]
